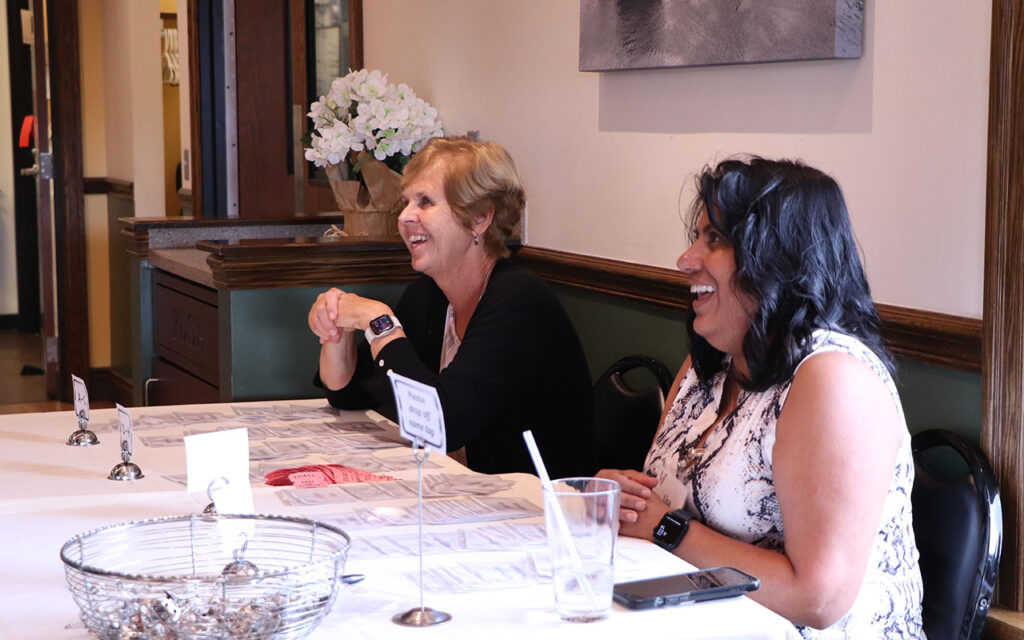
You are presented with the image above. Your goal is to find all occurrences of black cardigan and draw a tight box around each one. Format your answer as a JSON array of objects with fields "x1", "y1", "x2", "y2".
[{"x1": 317, "y1": 260, "x2": 595, "y2": 478}]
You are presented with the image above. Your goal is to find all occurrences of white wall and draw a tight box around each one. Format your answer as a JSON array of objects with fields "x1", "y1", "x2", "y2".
[
  {"x1": 363, "y1": 1, "x2": 990, "y2": 318},
  {"x1": 98, "y1": 0, "x2": 165, "y2": 217},
  {"x1": 79, "y1": 0, "x2": 110, "y2": 366},
  {"x1": 0, "y1": 2, "x2": 16, "y2": 315},
  {"x1": 80, "y1": 0, "x2": 165, "y2": 366}
]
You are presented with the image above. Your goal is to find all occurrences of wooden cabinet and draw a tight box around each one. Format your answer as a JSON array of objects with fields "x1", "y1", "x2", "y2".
[
  {"x1": 151, "y1": 271, "x2": 221, "y2": 405},
  {"x1": 150, "y1": 357, "x2": 219, "y2": 405},
  {"x1": 119, "y1": 216, "x2": 416, "y2": 407},
  {"x1": 153, "y1": 271, "x2": 219, "y2": 384}
]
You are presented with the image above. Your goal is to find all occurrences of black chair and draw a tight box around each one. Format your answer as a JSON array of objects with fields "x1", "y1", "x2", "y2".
[
  {"x1": 592, "y1": 355, "x2": 674, "y2": 471},
  {"x1": 911, "y1": 429, "x2": 1002, "y2": 640}
]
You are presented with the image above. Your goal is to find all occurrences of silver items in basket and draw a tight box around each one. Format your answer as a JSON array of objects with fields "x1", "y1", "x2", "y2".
[{"x1": 59, "y1": 513, "x2": 351, "y2": 640}]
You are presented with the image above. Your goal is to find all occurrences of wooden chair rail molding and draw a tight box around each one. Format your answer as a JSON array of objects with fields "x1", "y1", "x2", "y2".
[
  {"x1": 513, "y1": 246, "x2": 983, "y2": 374},
  {"x1": 83, "y1": 177, "x2": 133, "y2": 199},
  {"x1": 196, "y1": 237, "x2": 417, "y2": 289}
]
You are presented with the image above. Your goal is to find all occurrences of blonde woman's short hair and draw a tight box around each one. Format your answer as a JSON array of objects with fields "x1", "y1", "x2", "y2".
[{"x1": 402, "y1": 136, "x2": 525, "y2": 258}]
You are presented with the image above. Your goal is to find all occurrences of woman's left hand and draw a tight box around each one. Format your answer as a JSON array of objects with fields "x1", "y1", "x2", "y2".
[{"x1": 595, "y1": 468, "x2": 669, "y2": 537}]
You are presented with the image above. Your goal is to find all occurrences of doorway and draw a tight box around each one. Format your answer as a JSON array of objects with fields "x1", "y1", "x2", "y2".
[{"x1": 3, "y1": 0, "x2": 88, "y2": 404}]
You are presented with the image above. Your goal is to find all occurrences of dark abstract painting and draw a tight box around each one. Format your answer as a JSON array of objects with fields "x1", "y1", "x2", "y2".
[{"x1": 580, "y1": 0, "x2": 864, "y2": 71}]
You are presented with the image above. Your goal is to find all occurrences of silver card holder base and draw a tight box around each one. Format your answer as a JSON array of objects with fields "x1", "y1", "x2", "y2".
[
  {"x1": 108, "y1": 461, "x2": 144, "y2": 481},
  {"x1": 393, "y1": 607, "x2": 452, "y2": 626},
  {"x1": 67, "y1": 429, "x2": 99, "y2": 446}
]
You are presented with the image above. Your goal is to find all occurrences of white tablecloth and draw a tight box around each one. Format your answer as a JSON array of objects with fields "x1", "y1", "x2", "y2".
[{"x1": 0, "y1": 399, "x2": 801, "y2": 640}]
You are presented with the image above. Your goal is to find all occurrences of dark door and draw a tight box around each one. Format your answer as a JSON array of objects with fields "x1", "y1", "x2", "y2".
[
  {"x1": 23, "y1": 0, "x2": 58, "y2": 396},
  {"x1": 7, "y1": 0, "x2": 40, "y2": 336}
]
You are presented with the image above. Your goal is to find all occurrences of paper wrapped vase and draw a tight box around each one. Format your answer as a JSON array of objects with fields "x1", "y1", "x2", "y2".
[{"x1": 325, "y1": 152, "x2": 403, "y2": 236}]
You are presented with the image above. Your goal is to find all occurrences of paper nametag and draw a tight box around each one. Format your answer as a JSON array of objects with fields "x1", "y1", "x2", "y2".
[
  {"x1": 387, "y1": 371, "x2": 447, "y2": 452},
  {"x1": 72, "y1": 374, "x2": 89, "y2": 422},
  {"x1": 184, "y1": 428, "x2": 254, "y2": 514},
  {"x1": 115, "y1": 403, "x2": 133, "y2": 458}
]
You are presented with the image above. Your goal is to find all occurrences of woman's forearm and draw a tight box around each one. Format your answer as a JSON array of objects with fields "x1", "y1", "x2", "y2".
[
  {"x1": 675, "y1": 522, "x2": 855, "y2": 629},
  {"x1": 318, "y1": 333, "x2": 358, "y2": 390}
]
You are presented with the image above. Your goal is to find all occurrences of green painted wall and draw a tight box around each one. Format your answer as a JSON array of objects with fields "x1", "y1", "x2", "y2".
[
  {"x1": 895, "y1": 360, "x2": 982, "y2": 441},
  {"x1": 165, "y1": 273, "x2": 981, "y2": 445},
  {"x1": 555, "y1": 285, "x2": 983, "y2": 445},
  {"x1": 556, "y1": 286, "x2": 688, "y2": 382},
  {"x1": 107, "y1": 196, "x2": 136, "y2": 382},
  {"x1": 228, "y1": 283, "x2": 406, "y2": 401}
]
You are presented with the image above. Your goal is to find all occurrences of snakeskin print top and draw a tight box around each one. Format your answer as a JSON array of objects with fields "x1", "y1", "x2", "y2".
[{"x1": 644, "y1": 330, "x2": 924, "y2": 639}]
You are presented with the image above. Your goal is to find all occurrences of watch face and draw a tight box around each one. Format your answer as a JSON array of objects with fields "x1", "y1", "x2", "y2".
[
  {"x1": 654, "y1": 513, "x2": 686, "y2": 543},
  {"x1": 369, "y1": 314, "x2": 396, "y2": 336}
]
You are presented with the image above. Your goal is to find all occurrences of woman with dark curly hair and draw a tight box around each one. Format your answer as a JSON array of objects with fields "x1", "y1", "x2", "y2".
[{"x1": 598, "y1": 157, "x2": 924, "y2": 638}]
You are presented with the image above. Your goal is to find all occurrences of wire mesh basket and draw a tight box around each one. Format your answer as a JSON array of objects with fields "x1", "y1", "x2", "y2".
[{"x1": 60, "y1": 513, "x2": 351, "y2": 640}]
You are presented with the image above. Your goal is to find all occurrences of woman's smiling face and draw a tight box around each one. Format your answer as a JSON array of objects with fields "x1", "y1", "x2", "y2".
[
  {"x1": 397, "y1": 161, "x2": 474, "y2": 280},
  {"x1": 677, "y1": 209, "x2": 758, "y2": 361}
]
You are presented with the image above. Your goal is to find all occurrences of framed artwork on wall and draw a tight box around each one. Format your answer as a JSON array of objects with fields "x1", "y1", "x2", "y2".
[{"x1": 579, "y1": 0, "x2": 864, "y2": 72}]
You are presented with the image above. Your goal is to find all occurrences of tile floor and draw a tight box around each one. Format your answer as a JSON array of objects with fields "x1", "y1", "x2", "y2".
[{"x1": 0, "y1": 328, "x2": 72, "y2": 414}]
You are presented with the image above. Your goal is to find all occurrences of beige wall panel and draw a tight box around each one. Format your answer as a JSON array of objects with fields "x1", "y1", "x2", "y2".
[{"x1": 362, "y1": 1, "x2": 989, "y2": 317}]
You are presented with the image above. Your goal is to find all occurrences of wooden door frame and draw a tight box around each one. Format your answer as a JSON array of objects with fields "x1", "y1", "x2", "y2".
[
  {"x1": 187, "y1": 0, "x2": 363, "y2": 219},
  {"x1": 29, "y1": 0, "x2": 55, "y2": 395},
  {"x1": 45, "y1": 0, "x2": 88, "y2": 402},
  {"x1": 984, "y1": 0, "x2": 1024, "y2": 611},
  {"x1": 295, "y1": 0, "x2": 363, "y2": 214}
]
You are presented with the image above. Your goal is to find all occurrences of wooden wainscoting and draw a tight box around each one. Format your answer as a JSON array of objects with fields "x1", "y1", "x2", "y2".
[
  {"x1": 513, "y1": 246, "x2": 982, "y2": 374},
  {"x1": 988, "y1": 611, "x2": 1024, "y2": 640}
]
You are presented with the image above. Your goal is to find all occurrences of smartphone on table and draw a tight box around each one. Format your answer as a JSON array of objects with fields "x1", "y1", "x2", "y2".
[{"x1": 613, "y1": 566, "x2": 760, "y2": 610}]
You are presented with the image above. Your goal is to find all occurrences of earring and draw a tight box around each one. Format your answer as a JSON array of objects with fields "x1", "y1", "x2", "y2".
[{"x1": 473, "y1": 233, "x2": 480, "y2": 245}]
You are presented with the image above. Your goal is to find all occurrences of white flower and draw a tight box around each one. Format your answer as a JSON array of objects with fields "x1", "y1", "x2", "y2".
[{"x1": 305, "y1": 69, "x2": 444, "y2": 171}]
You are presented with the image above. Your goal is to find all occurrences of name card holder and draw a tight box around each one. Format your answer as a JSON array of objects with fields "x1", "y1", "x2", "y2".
[{"x1": 388, "y1": 371, "x2": 452, "y2": 627}]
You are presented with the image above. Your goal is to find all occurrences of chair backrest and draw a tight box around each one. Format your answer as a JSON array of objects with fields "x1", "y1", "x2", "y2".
[
  {"x1": 592, "y1": 355, "x2": 674, "y2": 471},
  {"x1": 911, "y1": 429, "x2": 1002, "y2": 640}
]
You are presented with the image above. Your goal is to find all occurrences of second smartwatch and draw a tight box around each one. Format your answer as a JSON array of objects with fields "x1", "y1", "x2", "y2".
[{"x1": 652, "y1": 508, "x2": 695, "y2": 552}]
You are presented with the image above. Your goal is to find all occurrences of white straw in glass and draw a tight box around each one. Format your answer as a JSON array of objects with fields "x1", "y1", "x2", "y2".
[{"x1": 522, "y1": 429, "x2": 598, "y2": 609}]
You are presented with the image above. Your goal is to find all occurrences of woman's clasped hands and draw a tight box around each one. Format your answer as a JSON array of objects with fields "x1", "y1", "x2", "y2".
[
  {"x1": 596, "y1": 468, "x2": 668, "y2": 535},
  {"x1": 307, "y1": 287, "x2": 391, "y2": 344}
]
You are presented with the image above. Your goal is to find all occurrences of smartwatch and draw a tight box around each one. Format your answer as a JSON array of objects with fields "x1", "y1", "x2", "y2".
[
  {"x1": 364, "y1": 314, "x2": 402, "y2": 343},
  {"x1": 652, "y1": 508, "x2": 694, "y2": 551}
]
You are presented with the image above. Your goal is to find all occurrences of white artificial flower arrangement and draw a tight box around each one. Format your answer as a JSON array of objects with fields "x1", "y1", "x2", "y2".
[{"x1": 304, "y1": 68, "x2": 444, "y2": 178}]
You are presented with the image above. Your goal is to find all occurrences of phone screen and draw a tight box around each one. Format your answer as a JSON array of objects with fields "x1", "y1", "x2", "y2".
[{"x1": 613, "y1": 566, "x2": 759, "y2": 609}]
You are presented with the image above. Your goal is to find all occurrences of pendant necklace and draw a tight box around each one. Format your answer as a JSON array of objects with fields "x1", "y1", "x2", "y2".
[
  {"x1": 682, "y1": 444, "x2": 707, "y2": 470},
  {"x1": 682, "y1": 371, "x2": 741, "y2": 472}
]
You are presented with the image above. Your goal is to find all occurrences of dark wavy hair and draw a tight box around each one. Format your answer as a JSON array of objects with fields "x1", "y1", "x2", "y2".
[{"x1": 687, "y1": 156, "x2": 893, "y2": 391}]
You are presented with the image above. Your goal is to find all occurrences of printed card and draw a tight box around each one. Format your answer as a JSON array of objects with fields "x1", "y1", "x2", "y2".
[
  {"x1": 115, "y1": 403, "x2": 133, "y2": 459},
  {"x1": 387, "y1": 371, "x2": 446, "y2": 452},
  {"x1": 72, "y1": 374, "x2": 89, "y2": 422}
]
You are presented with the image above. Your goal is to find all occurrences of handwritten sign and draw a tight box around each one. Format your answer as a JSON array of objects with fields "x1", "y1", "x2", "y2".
[
  {"x1": 387, "y1": 371, "x2": 446, "y2": 453},
  {"x1": 72, "y1": 374, "x2": 89, "y2": 423},
  {"x1": 115, "y1": 403, "x2": 133, "y2": 459}
]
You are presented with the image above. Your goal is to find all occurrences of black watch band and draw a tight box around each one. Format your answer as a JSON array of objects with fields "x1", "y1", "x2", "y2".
[{"x1": 652, "y1": 508, "x2": 694, "y2": 551}]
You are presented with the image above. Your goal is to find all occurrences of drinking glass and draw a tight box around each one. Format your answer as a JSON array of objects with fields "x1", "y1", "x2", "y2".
[{"x1": 542, "y1": 477, "x2": 620, "y2": 622}]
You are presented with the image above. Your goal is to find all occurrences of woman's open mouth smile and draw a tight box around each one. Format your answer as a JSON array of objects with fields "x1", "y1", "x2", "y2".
[{"x1": 691, "y1": 283, "x2": 715, "y2": 309}]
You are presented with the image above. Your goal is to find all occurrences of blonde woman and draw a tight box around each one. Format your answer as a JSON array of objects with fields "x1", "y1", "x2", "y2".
[{"x1": 309, "y1": 137, "x2": 594, "y2": 478}]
